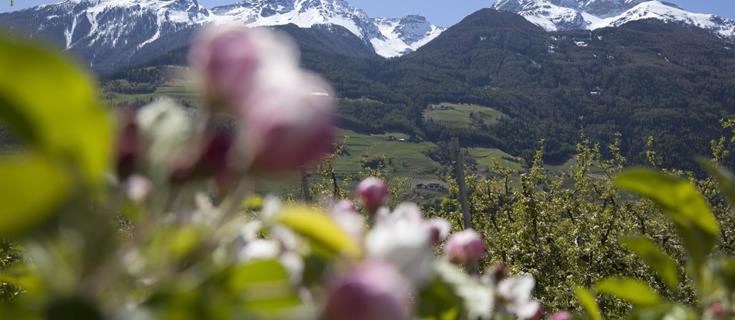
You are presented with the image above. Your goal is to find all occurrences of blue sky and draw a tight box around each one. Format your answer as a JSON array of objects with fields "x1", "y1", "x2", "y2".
[{"x1": 1, "y1": 0, "x2": 734, "y2": 26}]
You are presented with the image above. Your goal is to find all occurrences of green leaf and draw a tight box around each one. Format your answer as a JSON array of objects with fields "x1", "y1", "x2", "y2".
[
  {"x1": 0, "y1": 154, "x2": 71, "y2": 236},
  {"x1": 595, "y1": 277, "x2": 661, "y2": 306},
  {"x1": 628, "y1": 303, "x2": 696, "y2": 320},
  {"x1": 276, "y1": 206, "x2": 360, "y2": 258},
  {"x1": 621, "y1": 236, "x2": 679, "y2": 289},
  {"x1": 616, "y1": 169, "x2": 719, "y2": 271},
  {"x1": 417, "y1": 272, "x2": 464, "y2": 320},
  {"x1": 575, "y1": 287, "x2": 602, "y2": 320},
  {"x1": 228, "y1": 260, "x2": 300, "y2": 313},
  {"x1": 0, "y1": 35, "x2": 112, "y2": 184}
]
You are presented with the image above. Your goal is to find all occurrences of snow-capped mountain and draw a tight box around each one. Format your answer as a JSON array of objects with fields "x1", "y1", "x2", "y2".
[
  {"x1": 492, "y1": 0, "x2": 735, "y2": 38},
  {"x1": 0, "y1": 0, "x2": 209, "y2": 72},
  {"x1": 372, "y1": 15, "x2": 444, "y2": 57},
  {"x1": 0, "y1": 0, "x2": 444, "y2": 72},
  {"x1": 209, "y1": 0, "x2": 444, "y2": 58}
]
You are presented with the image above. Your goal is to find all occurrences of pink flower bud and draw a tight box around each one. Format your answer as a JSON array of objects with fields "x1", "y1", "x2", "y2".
[
  {"x1": 116, "y1": 107, "x2": 139, "y2": 180},
  {"x1": 427, "y1": 218, "x2": 451, "y2": 245},
  {"x1": 171, "y1": 129, "x2": 235, "y2": 183},
  {"x1": 445, "y1": 229, "x2": 486, "y2": 264},
  {"x1": 324, "y1": 262, "x2": 412, "y2": 320},
  {"x1": 708, "y1": 302, "x2": 725, "y2": 318},
  {"x1": 333, "y1": 200, "x2": 358, "y2": 214},
  {"x1": 243, "y1": 73, "x2": 336, "y2": 173},
  {"x1": 126, "y1": 174, "x2": 152, "y2": 203},
  {"x1": 356, "y1": 177, "x2": 388, "y2": 212},
  {"x1": 549, "y1": 311, "x2": 572, "y2": 320},
  {"x1": 189, "y1": 26, "x2": 260, "y2": 112}
]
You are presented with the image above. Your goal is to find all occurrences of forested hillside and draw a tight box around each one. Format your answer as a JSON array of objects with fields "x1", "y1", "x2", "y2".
[{"x1": 107, "y1": 9, "x2": 735, "y2": 171}]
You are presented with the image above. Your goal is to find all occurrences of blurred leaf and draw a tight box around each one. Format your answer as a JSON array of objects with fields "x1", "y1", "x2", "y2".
[
  {"x1": 621, "y1": 236, "x2": 679, "y2": 289},
  {"x1": 0, "y1": 154, "x2": 71, "y2": 236},
  {"x1": 0, "y1": 260, "x2": 41, "y2": 293},
  {"x1": 417, "y1": 272, "x2": 463, "y2": 320},
  {"x1": 228, "y1": 259, "x2": 300, "y2": 313},
  {"x1": 700, "y1": 159, "x2": 735, "y2": 209},
  {"x1": 0, "y1": 35, "x2": 112, "y2": 183},
  {"x1": 575, "y1": 287, "x2": 602, "y2": 320},
  {"x1": 616, "y1": 169, "x2": 719, "y2": 272},
  {"x1": 595, "y1": 277, "x2": 661, "y2": 306},
  {"x1": 277, "y1": 206, "x2": 360, "y2": 258},
  {"x1": 628, "y1": 303, "x2": 696, "y2": 320},
  {"x1": 711, "y1": 257, "x2": 735, "y2": 293},
  {"x1": 46, "y1": 296, "x2": 102, "y2": 320}
]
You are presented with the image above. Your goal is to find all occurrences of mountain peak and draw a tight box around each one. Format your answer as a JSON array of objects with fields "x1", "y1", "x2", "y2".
[
  {"x1": 210, "y1": 0, "x2": 442, "y2": 57},
  {"x1": 0, "y1": 0, "x2": 444, "y2": 72},
  {"x1": 492, "y1": 0, "x2": 735, "y2": 37}
]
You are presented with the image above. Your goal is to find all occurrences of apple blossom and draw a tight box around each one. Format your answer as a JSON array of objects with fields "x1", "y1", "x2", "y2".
[
  {"x1": 365, "y1": 204, "x2": 434, "y2": 284},
  {"x1": 445, "y1": 229, "x2": 486, "y2": 265},
  {"x1": 356, "y1": 177, "x2": 388, "y2": 212},
  {"x1": 189, "y1": 26, "x2": 260, "y2": 112},
  {"x1": 549, "y1": 311, "x2": 572, "y2": 320},
  {"x1": 428, "y1": 217, "x2": 452, "y2": 244},
  {"x1": 324, "y1": 262, "x2": 412, "y2": 320},
  {"x1": 243, "y1": 72, "x2": 336, "y2": 173},
  {"x1": 497, "y1": 274, "x2": 543, "y2": 320}
]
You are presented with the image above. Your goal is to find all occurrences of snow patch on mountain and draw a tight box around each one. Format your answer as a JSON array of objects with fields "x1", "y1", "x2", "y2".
[
  {"x1": 3, "y1": 0, "x2": 444, "y2": 59},
  {"x1": 493, "y1": 0, "x2": 735, "y2": 38},
  {"x1": 371, "y1": 15, "x2": 444, "y2": 57},
  {"x1": 209, "y1": 0, "x2": 444, "y2": 57}
]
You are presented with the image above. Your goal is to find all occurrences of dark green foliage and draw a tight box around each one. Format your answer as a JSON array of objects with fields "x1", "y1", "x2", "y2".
[{"x1": 108, "y1": 9, "x2": 735, "y2": 172}]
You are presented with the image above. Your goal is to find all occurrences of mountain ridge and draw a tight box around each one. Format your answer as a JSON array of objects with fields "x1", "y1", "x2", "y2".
[
  {"x1": 492, "y1": 0, "x2": 735, "y2": 39},
  {"x1": 0, "y1": 0, "x2": 444, "y2": 72}
]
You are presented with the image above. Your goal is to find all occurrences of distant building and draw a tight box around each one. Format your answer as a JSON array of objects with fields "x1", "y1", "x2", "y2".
[{"x1": 416, "y1": 182, "x2": 447, "y2": 191}]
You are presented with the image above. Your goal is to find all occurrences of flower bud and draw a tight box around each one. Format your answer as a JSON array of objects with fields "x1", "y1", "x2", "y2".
[
  {"x1": 707, "y1": 302, "x2": 725, "y2": 318},
  {"x1": 324, "y1": 262, "x2": 412, "y2": 320},
  {"x1": 445, "y1": 229, "x2": 486, "y2": 265},
  {"x1": 356, "y1": 177, "x2": 388, "y2": 212},
  {"x1": 116, "y1": 107, "x2": 139, "y2": 180},
  {"x1": 549, "y1": 311, "x2": 572, "y2": 320},
  {"x1": 427, "y1": 218, "x2": 451, "y2": 244},
  {"x1": 190, "y1": 26, "x2": 260, "y2": 112},
  {"x1": 171, "y1": 128, "x2": 235, "y2": 183},
  {"x1": 332, "y1": 200, "x2": 358, "y2": 214},
  {"x1": 126, "y1": 174, "x2": 152, "y2": 203},
  {"x1": 243, "y1": 73, "x2": 336, "y2": 173}
]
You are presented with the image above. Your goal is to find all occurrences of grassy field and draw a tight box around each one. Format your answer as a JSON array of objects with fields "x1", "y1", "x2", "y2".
[
  {"x1": 424, "y1": 103, "x2": 505, "y2": 128},
  {"x1": 468, "y1": 147, "x2": 525, "y2": 172},
  {"x1": 101, "y1": 81, "x2": 533, "y2": 196},
  {"x1": 333, "y1": 129, "x2": 441, "y2": 181}
]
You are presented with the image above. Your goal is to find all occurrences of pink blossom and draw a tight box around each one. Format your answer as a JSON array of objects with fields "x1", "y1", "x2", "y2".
[
  {"x1": 445, "y1": 229, "x2": 486, "y2": 264},
  {"x1": 324, "y1": 262, "x2": 412, "y2": 320},
  {"x1": 189, "y1": 26, "x2": 260, "y2": 112},
  {"x1": 427, "y1": 218, "x2": 451, "y2": 245},
  {"x1": 332, "y1": 200, "x2": 358, "y2": 214},
  {"x1": 171, "y1": 129, "x2": 236, "y2": 183},
  {"x1": 498, "y1": 275, "x2": 542, "y2": 320},
  {"x1": 356, "y1": 177, "x2": 388, "y2": 212},
  {"x1": 243, "y1": 72, "x2": 336, "y2": 173},
  {"x1": 549, "y1": 311, "x2": 572, "y2": 320}
]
